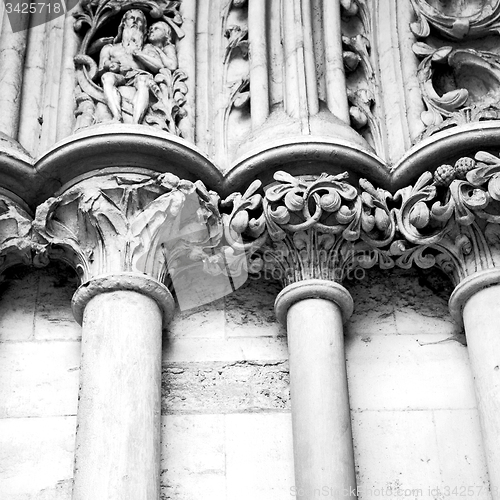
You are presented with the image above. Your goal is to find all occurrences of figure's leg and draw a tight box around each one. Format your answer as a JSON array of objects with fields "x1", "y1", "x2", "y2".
[
  {"x1": 133, "y1": 75, "x2": 151, "y2": 124},
  {"x1": 101, "y1": 73, "x2": 123, "y2": 121}
]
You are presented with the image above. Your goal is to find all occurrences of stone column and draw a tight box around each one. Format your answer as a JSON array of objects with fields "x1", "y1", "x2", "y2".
[
  {"x1": 222, "y1": 171, "x2": 396, "y2": 499},
  {"x1": 275, "y1": 280, "x2": 356, "y2": 499},
  {"x1": 34, "y1": 172, "x2": 223, "y2": 500},
  {"x1": 395, "y1": 152, "x2": 500, "y2": 499},
  {"x1": 449, "y1": 270, "x2": 500, "y2": 498},
  {"x1": 71, "y1": 276, "x2": 174, "y2": 500}
]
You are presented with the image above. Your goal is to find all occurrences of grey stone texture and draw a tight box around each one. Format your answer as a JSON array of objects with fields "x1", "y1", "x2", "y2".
[{"x1": 0, "y1": 264, "x2": 490, "y2": 499}]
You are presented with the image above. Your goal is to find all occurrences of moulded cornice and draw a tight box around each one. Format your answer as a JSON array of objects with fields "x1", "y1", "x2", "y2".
[
  {"x1": 391, "y1": 122, "x2": 500, "y2": 191},
  {"x1": 0, "y1": 145, "x2": 36, "y2": 208},
  {"x1": 223, "y1": 136, "x2": 389, "y2": 198},
  {"x1": 33, "y1": 125, "x2": 225, "y2": 207},
  {"x1": 2, "y1": 122, "x2": 500, "y2": 211}
]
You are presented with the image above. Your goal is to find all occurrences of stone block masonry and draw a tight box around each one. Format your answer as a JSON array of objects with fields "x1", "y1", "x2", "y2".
[{"x1": 0, "y1": 262, "x2": 491, "y2": 499}]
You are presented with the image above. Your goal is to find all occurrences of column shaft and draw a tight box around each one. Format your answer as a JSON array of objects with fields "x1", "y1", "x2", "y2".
[
  {"x1": 72, "y1": 290, "x2": 163, "y2": 500},
  {"x1": 287, "y1": 297, "x2": 357, "y2": 499},
  {"x1": 462, "y1": 285, "x2": 500, "y2": 497}
]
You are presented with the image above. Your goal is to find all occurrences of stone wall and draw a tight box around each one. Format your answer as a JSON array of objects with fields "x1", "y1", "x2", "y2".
[{"x1": 0, "y1": 264, "x2": 490, "y2": 499}]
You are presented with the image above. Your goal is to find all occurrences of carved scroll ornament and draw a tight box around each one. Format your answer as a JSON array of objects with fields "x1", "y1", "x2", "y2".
[
  {"x1": 410, "y1": 0, "x2": 500, "y2": 40},
  {"x1": 413, "y1": 44, "x2": 500, "y2": 138},
  {"x1": 74, "y1": 0, "x2": 187, "y2": 134},
  {"x1": 223, "y1": 171, "x2": 397, "y2": 286},
  {"x1": 2, "y1": 156, "x2": 497, "y2": 306},
  {"x1": 395, "y1": 152, "x2": 500, "y2": 285}
]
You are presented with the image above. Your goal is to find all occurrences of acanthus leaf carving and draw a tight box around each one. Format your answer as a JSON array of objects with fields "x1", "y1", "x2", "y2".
[
  {"x1": 33, "y1": 173, "x2": 224, "y2": 289},
  {"x1": 0, "y1": 196, "x2": 46, "y2": 276}
]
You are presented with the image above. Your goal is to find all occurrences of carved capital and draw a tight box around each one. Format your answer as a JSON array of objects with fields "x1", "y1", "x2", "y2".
[
  {"x1": 33, "y1": 173, "x2": 223, "y2": 289},
  {"x1": 223, "y1": 171, "x2": 397, "y2": 288},
  {"x1": 0, "y1": 194, "x2": 44, "y2": 276},
  {"x1": 394, "y1": 152, "x2": 500, "y2": 289}
]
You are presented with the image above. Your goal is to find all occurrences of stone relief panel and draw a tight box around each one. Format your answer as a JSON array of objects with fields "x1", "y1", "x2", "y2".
[{"x1": 73, "y1": 0, "x2": 188, "y2": 134}]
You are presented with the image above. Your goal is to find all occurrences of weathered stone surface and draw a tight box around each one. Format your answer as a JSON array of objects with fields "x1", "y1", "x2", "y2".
[
  {"x1": 352, "y1": 409, "x2": 489, "y2": 500},
  {"x1": 225, "y1": 413, "x2": 294, "y2": 500},
  {"x1": 224, "y1": 278, "x2": 285, "y2": 337},
  {"x1": 346, "y1": 267, "x2": 457, "y2": 336},
  {"x1": 0, "y1": 416, "x2": 76, "y2": 499},
  {"x1": 160, "y1": 413, "x2": 294, "y2": 500},
  {"x1": 0, "y1": 264, "x2": 80, "y2": 342},
  {"x1": 346, "y1": 333, "x2": 476, "y2": 412},
  {"x1": 163, "y1": 337, "x2": 288, "y2": 363},
  {"x1": 161, "y1": 361, "x2": 290, "y2": 414},
  {"x1": 0, "y1": 268, "x2": 37, "y2": 342},
  {"x1": 33, "y1": 266, "x2": 79, "y2": 340},
  {"x1": 0, "y1": 341, "x2": 80, "y2": 418},
  {"x1": 168, "y1": 298, "x2": 226, "y2": 340},
  {"x1": 160, "y1": 414, "x2": 225, "y2": 500}
]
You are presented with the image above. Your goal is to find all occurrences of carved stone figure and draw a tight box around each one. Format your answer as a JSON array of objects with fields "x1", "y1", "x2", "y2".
[
  {"x1": 74, "y1": 1, "x2": 187, "y2": 134},
  {"x1": 98, "y1": 9, "x2": 154, "y2": 124}
]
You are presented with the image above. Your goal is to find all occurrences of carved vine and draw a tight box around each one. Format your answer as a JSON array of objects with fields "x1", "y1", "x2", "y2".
[
  {"x1": 221, "y1": 171, "x2": 396, "y2": 287},
  {"x1": 395, "y1": 152, "x2": 500, "y2": 285},
  {"x1": 73, "y1": 0, "x2": 187, "y2": 134},
  {"x1": 5, "y1": 155, "x2": 500, "y2": 298},
  {"x1": 342, "y1": 0, "x2": 385, "y2": 156}
]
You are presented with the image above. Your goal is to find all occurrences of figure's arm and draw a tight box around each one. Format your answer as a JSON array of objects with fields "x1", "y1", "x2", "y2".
[
  {"x1": 160, "y1": 44, "x2": 178, "y2": 71},
  {"x1": 97, "y1": 45, "x2": 119, "y2": 79},
  {"x1": 132, "y1": 49, "x2": 163, "y2": 73},
  {"x1": 134, "y1": 44, "x2": 178, "y2": 73}
]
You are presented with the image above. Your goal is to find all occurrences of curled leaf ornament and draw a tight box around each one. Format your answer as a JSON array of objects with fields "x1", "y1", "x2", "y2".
[
  {"x1": 488, "y1": 174, "x2": 500, "y2": 201},
  {"x1": 374, "y1": 208, "x2": 390, "y2": 232},
  {"x1": 269, "y1": 205, "x2": 290, "y2": 225},
  {"x1": 409, "y1": 202, "x2": 431, "y2": 229},
  {"x1": 319, "y1": 191, "x2": 342, "y2": 212},
  {"x1": 284, "y1": 191, "x2": 305, "y2": 211}
]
